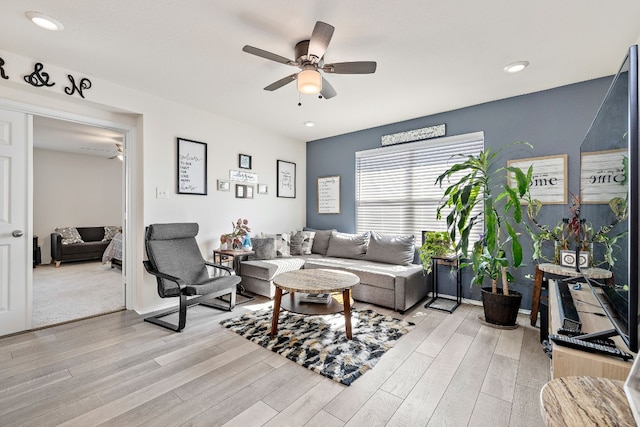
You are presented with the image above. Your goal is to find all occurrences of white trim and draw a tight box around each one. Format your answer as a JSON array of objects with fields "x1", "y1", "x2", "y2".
[{"x1": 0, "y1": 97, "x2": 139, "y2": 313}]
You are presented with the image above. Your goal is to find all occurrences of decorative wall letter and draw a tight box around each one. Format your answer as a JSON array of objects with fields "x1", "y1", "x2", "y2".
[
  {"x1": 0, "y1": 58, "x2": 8, "y2": 80},
  {"x1": 64, "y1": 75, "x2": 92, "y2": 98},
  {"x1": 24, "y1": 62, "x2": 55, "y2": 87}
]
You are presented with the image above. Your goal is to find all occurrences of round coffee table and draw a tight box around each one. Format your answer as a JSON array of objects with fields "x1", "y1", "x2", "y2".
[{"x1": 271, "y1": 268, "x2": 360, "y2": 339}]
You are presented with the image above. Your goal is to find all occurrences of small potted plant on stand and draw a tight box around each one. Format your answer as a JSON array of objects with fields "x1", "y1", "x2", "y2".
[
  {"x1": 435, "y1": 143, "x2": 532, "y2": 327},
  {"x1": 418, "y1": 231, "x2": 453, "y2": 274}
]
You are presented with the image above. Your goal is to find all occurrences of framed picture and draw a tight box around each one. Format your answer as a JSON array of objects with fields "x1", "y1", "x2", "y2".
[
  {"x1": 177, "y1": 138, "x2": 207, "y2": 195},
  {"x1": 507, "y1": 154, "x2": 567, "y2": 204},
  {"x1": 217, "y1": 180, "x2": 230, "y2": 191},
  {"x1": 239, "y1": 153, "x2": 252, "y2": 170},
  {"x1": 235, "y1": 184, "x2": 245, "y2": 198},
  {"x1": 317, "y1": 175, "x2": 341, "y2": 214},
  {"x1": 277, "y1": 160, "x2": 296, "y2": 198},
  {"x1": 245, "y1": 185, "x2": 254, "y2": 199},
  {"x1": 257, "y1": 184, "x2": 268, "y2": 194},
  {"x1": 580, "y1": 148, "x2": 627, "y2": 204}
]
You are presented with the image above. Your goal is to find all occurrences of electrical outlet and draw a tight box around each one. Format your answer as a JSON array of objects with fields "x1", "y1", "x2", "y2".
[{"x1": 156, "y1": 187, "x2": 168, "y2": 199}]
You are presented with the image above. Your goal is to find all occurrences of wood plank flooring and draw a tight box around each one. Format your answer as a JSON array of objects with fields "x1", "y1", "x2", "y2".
[{"x1": 0, "y1": 297, "x2": 550, "y2": 426}]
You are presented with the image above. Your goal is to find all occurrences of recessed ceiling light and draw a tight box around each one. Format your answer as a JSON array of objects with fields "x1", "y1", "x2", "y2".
[
  {"x1": 25, "y1": 11, "x2": 64, "y2": 31},
  {"x1": 304, "y1": 121, "x2": 315, "y2": 127},
  {"x1": 503, "y1": 61, "x2": 529, "y2": 73}
]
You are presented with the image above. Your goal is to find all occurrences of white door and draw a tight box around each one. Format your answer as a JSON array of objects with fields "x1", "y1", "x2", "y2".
[{"x1": 0, "y1": 109, "x2": 30, "y2": 335}]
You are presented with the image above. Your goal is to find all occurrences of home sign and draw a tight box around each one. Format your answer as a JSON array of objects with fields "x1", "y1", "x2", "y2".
[{"x1": 0, "y1": 57, "x2": 92, "y2": 99}]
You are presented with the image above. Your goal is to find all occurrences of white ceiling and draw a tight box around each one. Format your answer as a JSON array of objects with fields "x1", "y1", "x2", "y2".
[{"x1": 3, "y1": 1, "x2": 640, "y2": 148}]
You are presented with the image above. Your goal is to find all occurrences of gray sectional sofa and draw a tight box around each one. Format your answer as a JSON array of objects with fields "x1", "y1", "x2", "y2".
[{"x1": 239, "y1": 229, "x2": 427, "y2": 313}]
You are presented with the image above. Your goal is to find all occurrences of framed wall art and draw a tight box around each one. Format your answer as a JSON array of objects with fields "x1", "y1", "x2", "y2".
[
  {"x1": 277, "y1": 160, "x2": 296, "y2": 198},
  {"x1": 257, "y1": 184, "x2": 268, "y2": 194},
  {"x1": 217, "y1": 180, "x2": 230, "y2": 191},
  {"x1": 580, "y1": 148, "x2": 627, "y2": 203},
  {"x1": 317, "y1": 175, "x2": 341, "y2": 214},
  {"x1": 239, "y1": 153, "x2": 252, "y2": 169},
  {"x1": 177, "y1": 137, "x2": 207, "y2": 195},
  {"x1": 235, "y1": 184, "x2": 245, "y2": 198},
  {"x1": 507, "y1": 154, "x2": 567, "y2": 204}
]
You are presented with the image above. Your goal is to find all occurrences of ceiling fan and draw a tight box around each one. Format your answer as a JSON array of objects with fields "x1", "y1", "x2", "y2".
[
  {"x1": 242, "y1": 21, "x2": 377, "y2": 99},
  {"x1": 108, "y1": 143, "x2": 123, "y2": 160}
]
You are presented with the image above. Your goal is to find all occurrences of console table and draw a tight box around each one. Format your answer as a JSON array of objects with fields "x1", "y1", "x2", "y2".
[
  {"x1": 530, "y1": 263, "x2": 613, "y2": 327},
  {"x1": 540, "y1": 376, "x2": 634, "y2": 426}
]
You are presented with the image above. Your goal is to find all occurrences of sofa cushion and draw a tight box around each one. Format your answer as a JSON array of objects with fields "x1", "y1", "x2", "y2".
[
  {"x1": 249, "y1": 237, "x2": 276, "y2": 260},
  {"x1": 60, "y1": 240, "x2": 110, "y2": 255},
  {"x1": 311, "y1": 229, "x2": 335, "y2": 255},
  {"x1": 326, "y1": 231, "x2": 368, "y2": 260},
  {"x1": 303, "y1": 257, "x2": 420, "y2": 290},
  {"x1": 365, "y1": 231, "x2": 416, "y2": 266},
  {"x1": 55, "y1": 227, "x2": 84, "y2": 245},
  {"x1": 241, "y1": 258, "x2": 306, "y2": 281},
  {"x1": 265, "y1": 233, "x2": 291, "y2": 257}
]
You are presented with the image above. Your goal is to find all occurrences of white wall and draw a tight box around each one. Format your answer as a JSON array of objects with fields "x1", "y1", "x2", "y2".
[
  {"x1": 0, "y1": 49, "x2": 306, "y2": 314},
  {"x1": 33, "y1": 149, "x2": 123, "y2": 262}
]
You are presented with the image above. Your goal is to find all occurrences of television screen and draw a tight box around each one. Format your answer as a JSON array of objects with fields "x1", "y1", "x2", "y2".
[{"x1": 579, "y1": 44, "x2": 638, "y2": 352}]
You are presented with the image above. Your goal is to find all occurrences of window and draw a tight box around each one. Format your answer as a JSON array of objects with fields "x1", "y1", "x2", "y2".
[{"x1": 355, "y1": 131, "x2": 484, "y2": 242}]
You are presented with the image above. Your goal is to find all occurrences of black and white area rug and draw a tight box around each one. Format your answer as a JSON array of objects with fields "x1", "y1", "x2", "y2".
[{"x1": 221, "y1": 308, "x2": 415, "y2": 385}]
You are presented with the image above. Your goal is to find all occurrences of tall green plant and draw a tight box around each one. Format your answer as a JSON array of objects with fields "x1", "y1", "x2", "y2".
[{"x1": 435, "y1": 143, "x2": 533, "y2": 295}]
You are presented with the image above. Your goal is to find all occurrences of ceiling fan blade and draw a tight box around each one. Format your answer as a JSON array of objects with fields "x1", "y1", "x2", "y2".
[
  {"x1": 242, "y1": 45, "x2": 294, "y2": 65},
  {"x1": 307, "y1": 21, "x2": 334, "y2": 61},
  {"x1": 320, "y1": 77, "x2": 337, "y2": 99},
  {"x1": 264, "y1": 73, "x2": 297, "y2": 91},
  {"x1": 322, "y1": 61, "x2": 377, "y2": 74}
]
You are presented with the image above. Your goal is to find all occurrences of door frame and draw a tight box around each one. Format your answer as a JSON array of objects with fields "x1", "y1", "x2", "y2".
[{"x1": 0, "y1": 98, "x2": 139, "y2": 321}]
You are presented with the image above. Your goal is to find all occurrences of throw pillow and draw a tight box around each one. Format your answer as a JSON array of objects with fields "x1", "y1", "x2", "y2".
[
  {"x1": 248, "y1": 237, "x2": 276, "y2": 260},
  {"x1": 55, "y1": 226, "x2": 84, "y2": 245},
  {"x1": 365, "y1": 231, "x2": 416, "y2": 265},
  {"x1": 299, "y1": 230, "x2": 315, "y2": 255},
  {"x1": 276, "y1": 233, "x2": 291, "y2": 257},
  {"x1": 310, "y1": 229, "x2": 335, "y2": 255},
  {"x1": 326, "y1": 231, "x2": 369, "y2": 260},
  {"x1": 290, "y1": 232, "x2": 304, "y2": 256},
  {"x1": 103, "y1": 225, "x2": 121, "y2": 241}
]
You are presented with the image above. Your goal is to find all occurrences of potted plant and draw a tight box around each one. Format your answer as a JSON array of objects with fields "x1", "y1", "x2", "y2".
[
  {"x1": 435, "y1": 143, "x2": 532, "y2": 326},
  {"x1": 418, "y1": 231, "x2": 453, "y2": 274}
]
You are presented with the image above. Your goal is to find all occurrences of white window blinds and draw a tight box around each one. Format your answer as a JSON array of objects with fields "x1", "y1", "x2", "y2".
[{"x1": 355, "y1": 131, "x2": 484, "y2": 241}]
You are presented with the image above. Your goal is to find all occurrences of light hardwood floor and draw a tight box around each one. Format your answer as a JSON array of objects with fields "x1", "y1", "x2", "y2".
[{"x1": 0, "y1": 297, "x2": 549, "y2": 426}]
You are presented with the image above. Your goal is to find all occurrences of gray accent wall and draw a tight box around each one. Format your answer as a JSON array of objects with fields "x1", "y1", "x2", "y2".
[{"x1": 306, "y1": 77, "x2": 613, "y2": 310}]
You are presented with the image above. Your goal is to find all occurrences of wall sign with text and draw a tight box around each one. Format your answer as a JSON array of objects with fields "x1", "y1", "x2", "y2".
[
  {"x1": 177, "y1": 138, "x2": 207, "y2": 195},
  {"x1": 507, "y1": 154, "x2": 567, "y2": 204},
  {"x1": 580, "y1": 149, "x2": 627, "y2": 204},
  {"x1": 317, "y1": 175, "x2": 341, "y2": 214}
]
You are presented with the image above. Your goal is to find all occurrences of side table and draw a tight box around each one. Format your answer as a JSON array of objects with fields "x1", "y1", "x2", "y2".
[
  {"x1": 530, "y1": 262, "x2": 613, "y2": 326},
  {"x1": 424, "y1": 255, "x2": 461, "y2": 313},
  {"x1": 213, "y1": 249, "x2": 255, "y2": 301}
]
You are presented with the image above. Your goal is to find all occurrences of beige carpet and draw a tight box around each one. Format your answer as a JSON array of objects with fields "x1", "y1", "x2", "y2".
[{"x1": 32, "y1": 261, "x2": 125, "y2": 328}]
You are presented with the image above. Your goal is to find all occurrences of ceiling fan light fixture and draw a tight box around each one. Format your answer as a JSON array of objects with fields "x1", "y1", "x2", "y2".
[
  {"x1": 297, "y1": 69, "x2": 322, "y2": 94},
  {"x1": 25, "y1": 11, "x2": 64, "y2": 31}
]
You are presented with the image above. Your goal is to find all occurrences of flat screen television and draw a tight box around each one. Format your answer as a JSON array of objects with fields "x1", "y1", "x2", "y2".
[{"x1": 580, "y1": 44, "x2": 639, "y2": 353}]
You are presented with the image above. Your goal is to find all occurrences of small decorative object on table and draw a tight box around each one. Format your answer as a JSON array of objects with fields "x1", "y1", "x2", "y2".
[
  {"x1": 299, "y1": 293, "x2": 332, "y2": 304},
  {"x1": 220, "y1": 218, "x2": 251, "y2": 250}
]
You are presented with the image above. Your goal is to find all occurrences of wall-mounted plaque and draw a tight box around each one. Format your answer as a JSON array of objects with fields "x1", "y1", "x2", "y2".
[
  {"x1": 177, "y1": 138, "x2": 207, "y2": 195},
  {"x1": 580, "y1": 149, "x2": 627, "y2": 204},
  {"x1": 317, "y1": 175, "x2": 341, "y2": 214},
  {"x1": 507, "y1": 154, "x2": 567, "y2": 204}
]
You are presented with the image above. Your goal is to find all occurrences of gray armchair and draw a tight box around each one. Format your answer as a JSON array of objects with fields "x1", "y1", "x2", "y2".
[{"x1": 143, "y1": 222, "x2": 240, "y2": 332}]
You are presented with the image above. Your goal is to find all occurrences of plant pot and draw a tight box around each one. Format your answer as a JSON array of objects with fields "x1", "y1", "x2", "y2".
[{"x1": 481, "y1": 287, "x2": 522, "y2": 327}]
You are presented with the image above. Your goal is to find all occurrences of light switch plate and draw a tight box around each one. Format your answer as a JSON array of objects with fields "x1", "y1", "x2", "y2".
[{"x1": 156, "y1": 187, "x2": 168, "y2": 199}]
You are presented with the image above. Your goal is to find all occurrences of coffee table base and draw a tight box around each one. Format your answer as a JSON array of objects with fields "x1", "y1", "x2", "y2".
[{"x1": 271, "y1": 288, "x2": 352, "y2": 339}]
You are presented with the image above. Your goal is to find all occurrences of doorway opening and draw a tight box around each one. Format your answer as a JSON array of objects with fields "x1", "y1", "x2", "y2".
[{"x1": 31, "y1": 115, "x2": 126, "y2": 328}]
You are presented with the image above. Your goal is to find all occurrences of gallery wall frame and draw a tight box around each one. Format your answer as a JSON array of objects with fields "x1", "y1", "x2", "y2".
[
  {"x1": 317, "y1": 175, "x2": 341, "y2": 214},
  {"x1": 235, "y1": 184, "x2": 254, "y2": 199},
  {"x1": 177, "y1": 137, "x2": 207, "y2": 195},
  {"x1": 277, "y1": 160, "x2": 296, "y2": 198},
  {"x1": 580, "y1": 148, "x2": 628, "y2": 203},
  {"x1": 507, "y1": 154, "x2": 567, "y2": 204},
  {"x1": 239, "y1": 153, "x2": 252, "y2": 169},
  {"x1": 257, "y1": 184, "x2": 268, "y2": 194},
  {"x1": 217, "y1": 180, "x2": 230, "y2": 191}
]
